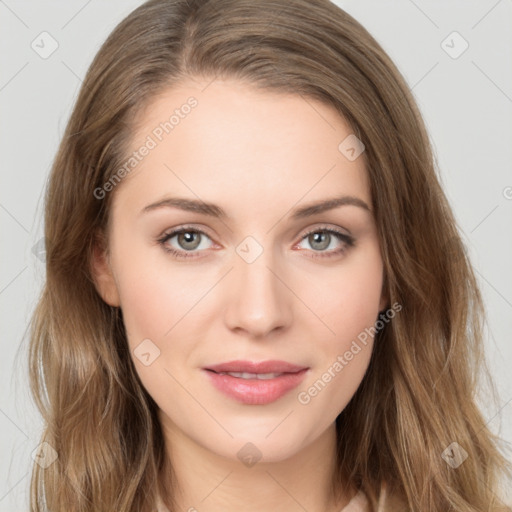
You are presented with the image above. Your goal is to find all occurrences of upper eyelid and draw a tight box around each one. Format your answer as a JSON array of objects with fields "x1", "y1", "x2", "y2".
[
  {"x1": 160, "y1": 225, "x2": 215, "y2": 244},
  {"x1": 160, "y1": 224, "x2": 351, "y2": 240}
]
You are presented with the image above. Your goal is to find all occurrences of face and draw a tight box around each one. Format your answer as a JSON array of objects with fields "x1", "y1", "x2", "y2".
[{"x1": 92, "y1": 78, "x2": 386, "y2": 464}]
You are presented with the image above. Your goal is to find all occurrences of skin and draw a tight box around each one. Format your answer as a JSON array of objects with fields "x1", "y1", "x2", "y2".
[{"x1": 92, "y1": 78, "x2": 387, "y2": 512}]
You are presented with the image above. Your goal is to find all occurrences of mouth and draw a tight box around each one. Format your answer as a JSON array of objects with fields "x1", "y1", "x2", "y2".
[
  {"x1": 208, "y1": 370, "x2": 289, "y2": 380},
  {"x1": 202, "y1": 360, "x2": 309, "y2": 405},
  {"x1": 204, "y1": 359, "x2": 308, "y2": 374}
]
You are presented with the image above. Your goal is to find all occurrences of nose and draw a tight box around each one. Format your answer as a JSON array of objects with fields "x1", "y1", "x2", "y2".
[{"x1": 223, "y1": 245, "x2": 293, "y2": 339}]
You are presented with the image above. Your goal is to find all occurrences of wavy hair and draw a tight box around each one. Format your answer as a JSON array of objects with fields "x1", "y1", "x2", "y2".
[{"x1": 27, "y1": 0, "x2": 511, "y2": 510}]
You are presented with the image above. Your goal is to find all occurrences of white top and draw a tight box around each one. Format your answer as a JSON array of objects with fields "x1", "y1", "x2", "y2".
[
  {"x1": 341, "y1": 489, "x2": 370, "y2": 511},
  {"x1": 340, "y1": 480, "x2": 388, "y2": 512}
]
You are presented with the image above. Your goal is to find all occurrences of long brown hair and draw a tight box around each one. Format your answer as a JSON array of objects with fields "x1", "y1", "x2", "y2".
[{"x1": 28, "y1": 0, "x2": 511, "y2": 510}]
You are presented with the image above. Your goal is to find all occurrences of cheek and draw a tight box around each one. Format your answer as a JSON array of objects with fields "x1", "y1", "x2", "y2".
[
  {"x1": 117, "y1": 272, "x2": 172, "y2": 345},
  {"x1": 112, "y1": 242, "x2": 205, "y2": 347},
  {"x1": 113, "y1": 260, "x2": 200, "y2": 409},
  {"x1": 295, "y1": 245, "x2": 383, "y2": 407},
  {"x1": 300, "y1": 244, "x2": 384, "y2": 345}
]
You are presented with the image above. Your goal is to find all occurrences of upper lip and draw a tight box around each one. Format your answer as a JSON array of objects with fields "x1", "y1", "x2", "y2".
[{"x1": 204, "y1": 360, "x2": 308, "y2": 374}]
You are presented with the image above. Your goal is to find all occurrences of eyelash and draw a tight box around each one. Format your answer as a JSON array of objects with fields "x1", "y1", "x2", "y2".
[{"x1": 156, "y1": 225, "x2": 355, "y2": 260}]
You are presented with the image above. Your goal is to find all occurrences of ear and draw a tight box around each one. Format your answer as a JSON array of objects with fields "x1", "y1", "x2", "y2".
[{"x1": 90, "y1": 231, "x2": 121, "y2": 307}]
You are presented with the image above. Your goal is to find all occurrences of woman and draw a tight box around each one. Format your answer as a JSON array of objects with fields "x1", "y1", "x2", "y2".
[{"x1": 28, "y1": 0, "x2": 511, "y2": 510}]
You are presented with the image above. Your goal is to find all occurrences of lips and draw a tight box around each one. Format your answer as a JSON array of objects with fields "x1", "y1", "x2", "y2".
[
  {"x1": 203, "y1": 360, "x2": 309, "y2": 405},
  {"x1": 205, "y1": 360, "x2": 308, "y2": 374}
]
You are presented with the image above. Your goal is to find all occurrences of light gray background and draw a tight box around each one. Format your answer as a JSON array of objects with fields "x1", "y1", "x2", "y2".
[{"x1": 1, "y1": 1, "x2": 511, "y2": 510}]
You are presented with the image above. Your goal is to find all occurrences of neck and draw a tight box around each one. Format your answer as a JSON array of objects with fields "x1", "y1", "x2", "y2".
[{"x1": 158, "y1": 413, "x2": 354, "y2": 512}]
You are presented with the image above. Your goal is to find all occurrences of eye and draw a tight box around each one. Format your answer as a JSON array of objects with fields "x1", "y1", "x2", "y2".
[
  {"x1": 295, "y1": 226, "x2": 355, "y2": 259},
  {"x1": 157, "y1": 227, "x2": 214, "y2": 259},
  {"x1": 157, "y1": 225, "x2": 355, "y2": 260}
]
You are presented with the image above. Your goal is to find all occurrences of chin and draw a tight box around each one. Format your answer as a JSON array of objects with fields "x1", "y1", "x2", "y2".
[{"x1": 199, "y1": 421, "x2": 315, "y2": 464}]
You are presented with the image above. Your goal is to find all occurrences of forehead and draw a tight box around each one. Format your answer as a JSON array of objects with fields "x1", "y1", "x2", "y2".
[{"x1": 112, "y1": 78, "x2": 370, "y2": 220}]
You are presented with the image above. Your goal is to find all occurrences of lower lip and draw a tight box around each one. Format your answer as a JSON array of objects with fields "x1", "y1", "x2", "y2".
[{"x1": 203, "y1": 369, "x2": 309, "y2": 405}]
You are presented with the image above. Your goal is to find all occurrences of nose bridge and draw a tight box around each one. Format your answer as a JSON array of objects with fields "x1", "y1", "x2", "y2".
[{"x1": 223, "y1": 235, "x2": 292, "y2": 336}]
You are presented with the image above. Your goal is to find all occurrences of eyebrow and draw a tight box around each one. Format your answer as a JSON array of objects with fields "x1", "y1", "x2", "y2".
[{"x1": 140, "y1": 195, "x2": 371, "y2": 219}]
